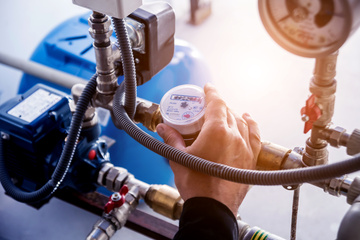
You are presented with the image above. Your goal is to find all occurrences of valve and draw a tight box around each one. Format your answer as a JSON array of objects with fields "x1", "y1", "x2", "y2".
[
  {"x1": 87, "y1": 186, "x2": 140, "y2": 240},
  {"x1": 104, "y1": 185, "x2": 129, "y2": 214},
  {"x1": 301, "y1": 94, "x2": 322, "y2": 133}
]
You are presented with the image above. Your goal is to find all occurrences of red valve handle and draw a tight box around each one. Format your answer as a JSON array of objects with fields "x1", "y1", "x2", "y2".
[
  {"x1": 301, "y1": 94, "x2": 322, "y2": 134},
  {"x1": 104, "y1": 185, "x2": 129, "y2": 213}
]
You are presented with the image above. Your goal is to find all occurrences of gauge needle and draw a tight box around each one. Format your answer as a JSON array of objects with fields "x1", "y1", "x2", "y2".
[
  {"x1": 314, "y1": 0, "x2": 335, "y2": 28},
  {"x1": 278, "y1": 14, "x2": 291, "y2": 22}
]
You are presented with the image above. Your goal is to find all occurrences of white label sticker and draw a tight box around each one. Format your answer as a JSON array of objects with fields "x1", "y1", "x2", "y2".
[{"x1": 8, "y1": 89, "x2": 62, "y2": 123}]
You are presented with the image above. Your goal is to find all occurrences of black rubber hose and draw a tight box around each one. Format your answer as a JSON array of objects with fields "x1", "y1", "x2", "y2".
[
  {"x1": 337, "y1": 196, "x2": 360, "y2": 240},
  {"x1": 112, "y1": 85, "x2": 360, "y2": 186},
  {"x1": 51, "y1": 73, "x2": 97, "y2": 185},
  {"x1": 112, "y1": 17, "x2": 137, "y2": 120},
  {"x1": 0, "y1": 74, "x2": 97, "y2": 203}
]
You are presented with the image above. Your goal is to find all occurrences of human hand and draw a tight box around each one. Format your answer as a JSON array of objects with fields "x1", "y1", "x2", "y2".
[{"x1": 156, "y1": 83, "x2": 261, "y2": 216}]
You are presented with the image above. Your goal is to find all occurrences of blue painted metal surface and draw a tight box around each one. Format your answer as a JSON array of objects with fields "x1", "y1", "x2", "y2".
[{"x1": 18, "y1": 13, "x2": 211, "y2": 186}]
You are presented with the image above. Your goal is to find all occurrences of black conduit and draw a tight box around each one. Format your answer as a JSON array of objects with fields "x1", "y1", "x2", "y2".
[
  {"x1": 0, "y1": 74, "x2": 97, "y2": 203},
  {"x1": 112, "y1": 17, "x2": 137, "y2": 120},
  {"x1": 112, "y1": 85, "x2": 360, "y2": 186}
]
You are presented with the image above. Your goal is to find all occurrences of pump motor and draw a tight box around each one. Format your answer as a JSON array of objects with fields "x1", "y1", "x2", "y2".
[{"x1": 0, "y1": 84, "x2": 110, "y2": 206}]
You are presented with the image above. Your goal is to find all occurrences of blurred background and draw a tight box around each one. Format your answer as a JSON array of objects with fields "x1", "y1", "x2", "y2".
[{"x1": 1, "y1": 0, "x2": 360, "y2": 239}]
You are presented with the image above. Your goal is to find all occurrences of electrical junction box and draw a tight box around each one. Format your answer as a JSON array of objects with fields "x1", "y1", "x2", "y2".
[{"x1": 73, "y1": 0, "x2": 143, "y2": 18}]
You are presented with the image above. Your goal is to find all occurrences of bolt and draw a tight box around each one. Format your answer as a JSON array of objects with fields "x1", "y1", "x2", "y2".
[
  {"x1": 48, "y1": 111, "x2": 57, "y2": 121},
  {"x1": 1, "y1": 132, "x2": 9, "y2": 140}
]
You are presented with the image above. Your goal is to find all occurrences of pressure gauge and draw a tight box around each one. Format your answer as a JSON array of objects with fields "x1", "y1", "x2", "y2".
[
  {"x1": 160, "y1": 84, "x2": 205, "y2": 144},
  {"x1": 258, "y1": 0, "x2": 360, "y2": 58}
]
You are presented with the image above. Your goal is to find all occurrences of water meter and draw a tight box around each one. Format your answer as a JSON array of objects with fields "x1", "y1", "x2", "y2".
[{"x1": 160, "y1": 84, "x2": 206, "y2": 145}]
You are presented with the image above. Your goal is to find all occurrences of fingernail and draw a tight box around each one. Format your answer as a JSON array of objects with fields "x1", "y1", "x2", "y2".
[
  {"x1": 206, "y1": 82, "x2": 215, "y2": 87},
  {"x1": 243, "y1": 113, "x2": 251, "y2": 118},
  {"x1": 204, "y1": 82, "x2": 215, "y2": 91}
]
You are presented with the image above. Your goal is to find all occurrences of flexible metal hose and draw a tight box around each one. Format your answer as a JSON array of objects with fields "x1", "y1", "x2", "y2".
[
  {"x1": 112, "y1": 17, "x2": 137, "y2": 120},
  {"x1": 0, "y1": 74, "x2": 97, "y2": 203},
  {"x1": 112, "y1": 85, "x2": 360, "y2": 186}
]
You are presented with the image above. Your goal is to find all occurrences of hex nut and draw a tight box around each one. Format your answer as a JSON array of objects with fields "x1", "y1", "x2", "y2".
[
  {"x1": 125, "y1": 193, "x2": 137, "y2": 206},
  {"x1": 97, "y1": 219, "x2": 116, "y2": 237},
  {"x1": 113, "y1": 169, "x2": 129, "y2": 192},
  {"x1": 106, "y1": 168, "x2": 120, "y2": 191},
  {"x1": 88, "y1": 18, "x2": 112, "y2": 33},
  {"x1": 329, "y1": 126, "x2": 346, "y2": 147},
  {"x1": 97, "y1": 163, "x2": 113, "y2": 185}
]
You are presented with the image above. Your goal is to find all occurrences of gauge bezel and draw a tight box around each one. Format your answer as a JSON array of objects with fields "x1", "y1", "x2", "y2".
[
  {"x1": 258, "y1": 0, "x2": 353, "y2": 58},
  {"x1": 160, "y1": 84, "x2": 206, "y2": 136}
]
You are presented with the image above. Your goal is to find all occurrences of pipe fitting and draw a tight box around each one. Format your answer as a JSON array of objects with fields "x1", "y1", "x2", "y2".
[
  {"x1": 134, "y1": 98, "x2": 162, "y2": 132},
  {"x1": 302, "y1": 138, "x2": 329, "y2": 166},
  {"x1": 309, "y1": 79, "x2": 337, "y2": 128},
  {"x1": 256, "y1": 142, "x2": 304, "y2": 170},
  {"x1": 145, "y1": 185, "x2": 183, "y2": 220},
  {"x1": 328, "y1": 127, "x2": 348, "y2": 148},
  {"x1": 88, "y1": 14, "x2": 113, "y2": 45},
  {"x1": 256, "y1": 142, "x2": 290, "y2": 170},
  {"x1": 71, "y1": 83, "x2": 98, "y2": 128},
  {"x1": 87, "y1": 186, "x2": 140, "y2": 240}
]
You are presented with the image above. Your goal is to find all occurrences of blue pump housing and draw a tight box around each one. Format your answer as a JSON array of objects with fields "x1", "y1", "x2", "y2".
[
  {"x1": 0, "y1": 84, "x2": 71, "y2": 154},
  {"x1": 0, "y1": 84, "x2": 110, "y2": 196},
  {"x1": 18, "y1": 13, "x2": 211, "y2": 186}
]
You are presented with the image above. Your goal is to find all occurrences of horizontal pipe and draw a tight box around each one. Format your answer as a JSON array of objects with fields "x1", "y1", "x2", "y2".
[{"x1": 0, "y1": 52, "x2": 87, "y2": 89}]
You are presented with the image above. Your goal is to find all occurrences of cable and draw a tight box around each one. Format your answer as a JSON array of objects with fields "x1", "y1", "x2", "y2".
[
  {"x1": 0, "y1": 74, "x2": 97, "y2": 203},
  {"x1": 112, "y1": 17, "x2": 137, "y2": 120},
  {"x1": 112, "y1": 84, "x2": 360, "y2": 186}
]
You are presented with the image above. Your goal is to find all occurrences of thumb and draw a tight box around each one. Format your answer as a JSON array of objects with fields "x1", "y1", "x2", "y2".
[{"x1": 156, "y1": 123, "x2": 186, "y2": 150}]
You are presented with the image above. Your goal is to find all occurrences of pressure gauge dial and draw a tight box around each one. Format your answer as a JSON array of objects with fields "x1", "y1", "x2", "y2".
[
  {"x1": 258, "y1": 0, "x2": 360, "y2": 57},
  {"x1": 160, "y1": 84, "x2": 205, "y2": 139}
]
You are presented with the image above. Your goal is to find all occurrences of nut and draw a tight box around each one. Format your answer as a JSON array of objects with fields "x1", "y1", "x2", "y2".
[
  {"x1": 88, "y1": 18, "x2": 112, "y2": 33},
  {"x1": 97, "y1": 163, "x2": 113, "y2": 185},
  {"x1": 113, "y1": 168, "x2": 129, "y2": 192},
  {"x1": 329, "y1": 126, "x2": 346, "y2": 147},
  {"x1": 106, "y1": 168, "x2": 120, "y2": 191},
  {"x1": 97, "y1": 219, "x2": 116, "y2": 236},
  {"x1": 135, "y1": 101, "x2": 162, "y2": 132}
]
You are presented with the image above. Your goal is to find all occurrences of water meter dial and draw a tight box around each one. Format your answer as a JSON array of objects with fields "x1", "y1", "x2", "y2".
[
  {"x1": 160, "y1": 84, "x2": 206, "y2": 145},
  {"x1": 258, "y1": 0, "x2": 360, "y2": 57}
]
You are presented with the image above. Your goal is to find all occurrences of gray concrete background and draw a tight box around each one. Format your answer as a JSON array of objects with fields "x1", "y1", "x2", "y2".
[{"x1": 1, "y1": 0, "x2": 360, "y2": 239}]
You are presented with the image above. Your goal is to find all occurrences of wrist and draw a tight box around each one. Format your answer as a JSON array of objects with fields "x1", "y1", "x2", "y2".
[{"x1": 176, "y1": 175, "x2": 249, "y2": 216}]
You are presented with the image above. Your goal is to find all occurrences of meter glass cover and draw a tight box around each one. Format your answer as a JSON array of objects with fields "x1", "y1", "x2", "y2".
[{"x1": 160, "y1": 85, "x2": 205, "y2": 125}]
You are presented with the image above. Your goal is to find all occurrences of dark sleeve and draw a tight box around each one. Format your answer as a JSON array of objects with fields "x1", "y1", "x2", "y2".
[{"x1": 173, "y1": 197, "x2": 239, "y2": 240}]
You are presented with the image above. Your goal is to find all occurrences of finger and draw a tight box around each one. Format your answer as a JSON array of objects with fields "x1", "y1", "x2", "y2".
[
  {"x1": 227, "y1": 108, "x2": 238, "y2": 129},
  {"x1": 231, "y1": 109, "x2": 249, "y2": 142},
  {"x1": 156, "y1": 123, "x2": 186, "y2": 151},
  {"x1": 204, "y1": 83, "x2": 227, "y2": 124},
  {"x1": 243, "y1": 113, "x2": 261, "y2": 159}
]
